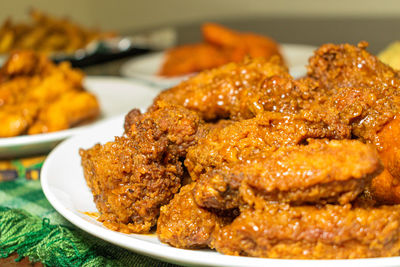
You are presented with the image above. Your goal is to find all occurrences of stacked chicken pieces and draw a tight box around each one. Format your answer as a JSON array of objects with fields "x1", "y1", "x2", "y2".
[{"x1": 81, "y1": 42, "x2": 400, "y2": 259}]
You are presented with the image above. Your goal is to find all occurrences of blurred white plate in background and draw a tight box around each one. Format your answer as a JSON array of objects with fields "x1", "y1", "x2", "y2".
[
  {"x1": 0, "y1": 77, "x2": 158, "y2": 158},
  {"x1": 120, "y1": 43, "x2": 316, "y2": 88}
]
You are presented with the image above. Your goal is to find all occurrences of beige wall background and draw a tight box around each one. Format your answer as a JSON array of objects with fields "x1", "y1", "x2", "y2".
[{"x1": 0, "y1": 0, "x2": 399, "y2": 33}]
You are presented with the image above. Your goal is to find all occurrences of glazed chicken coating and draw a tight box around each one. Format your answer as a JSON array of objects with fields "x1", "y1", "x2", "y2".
[
  {"x1": 306, "y1": 43, "x2": 400, "y2": 203},
  {"x1": 185, "y1": 111, "x2": 348, "y2": 181},
  {"x1": 307, "y1": 41, "x2": 400, "y2": 90},
  {"x1": 194, "y1": 139, "x2": 381, "y2": 210},
  {"x1": 213, "y1": 203, "x2": 400, "y2": 259},
  {"x1": 306, "y1": 42, "x2": 400, "y2": 143},
  {"x1": 157, "y1": 183, "x2": 232, "y2": 249},
  {"x1": 80, "y1": 103, "x2": 202, "y2": 233},
  {"x1": 370, "y1": 117, "x2": 400, "y2": 203},
  {"x1": 152, "y1": 56, "x2": 288, "y2": 121}
]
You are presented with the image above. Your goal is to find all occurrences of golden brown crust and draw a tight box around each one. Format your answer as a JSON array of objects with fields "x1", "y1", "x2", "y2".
[
  {"x1": 194, "y1": 139, "x2": 381, "y2": 210},
  {"x1": 306, "y1": 43, "x2": 400, "y2": 143},
  {"x1": 153, "y1": 57, "x2": 288, "y2": 121},
  {"x1": 213, "y1": 204, "x2": 400, "y2": 259},
  {"x1": 157, "y1": 183, "x2": 231, "y2": 249},
  {"x1": 80, "y1": 104, "x2": 202, "y2": 233},
  {"x1": 185, "y1": 112, "x2": 346, "y2": 182}
]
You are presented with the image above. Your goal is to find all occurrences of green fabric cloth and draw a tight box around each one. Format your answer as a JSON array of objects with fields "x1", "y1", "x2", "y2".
[{"x1": 0, "y1": 177, "x2": 178, "y2": 267}]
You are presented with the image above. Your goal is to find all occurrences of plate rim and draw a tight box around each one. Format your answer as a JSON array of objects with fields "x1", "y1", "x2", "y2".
[{"x1": 40, "y1": 116, "x2": 400, "y2": 267}]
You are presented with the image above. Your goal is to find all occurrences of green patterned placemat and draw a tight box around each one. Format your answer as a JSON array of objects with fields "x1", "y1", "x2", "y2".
[{"x1": 0, "y1": 156, "x2": 178, "y2": 267}]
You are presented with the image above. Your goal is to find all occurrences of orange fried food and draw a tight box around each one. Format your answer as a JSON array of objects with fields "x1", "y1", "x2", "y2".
[
  {"x1": 375, "y1": 116, "x2": 400, "y2": 181},
  {"x1": 0, "y1": 50, "x2": 99, "y2": 137},
  {"x1": 80, "y1": 103, "x2": 202, "y2": 233},
  {"x1": 213, "y1": 203, "x2": 400, "y2": 259},
  {"x1": 202, "y1": 23, "x2": 282, "y2": 62},
  {"x1": 153, "y1": 57, "x2": 288, "y2": 121},
  {"x1": 157, "y1": 183, "x2": 232, "y2": 249},
  {"x1": 307, "y1": 41, "x2": 400, "y2": 90},
  {"x1": 194, "y1": 139, "x2": 381, "y2": 210},
  {"x1": 185, "y1": 112, "x2": 348, "y2": 182},
  {"x1": 159, "y1": 44, "x2": 228, "y2": 77},
  {"x1": 28, "y1": 90, "x2": 99, "y2": 134},
  {"x1": 371, "y1": 115, "x2": 400, "y2": 203},
  {"x1": 371, "y1": 169, "x2": 400, "y2": 204},
  {"x1": 306, "y1": 43, "x2": 400, "y2": 203},
  {"x1": 159, "y1": 23, "x2": 282, "y2": 77},
  {"x1": 202, "y1": 23, "x2": 242, "y2": 48}
]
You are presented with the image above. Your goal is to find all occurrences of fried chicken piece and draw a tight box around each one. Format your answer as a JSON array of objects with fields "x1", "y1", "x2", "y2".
[
  {"x1": 369, "y1": 116, "x2": 400, "y2": 204},
  {"x1": 305, "y1": 42, "x2": 400, "y2": 143},
  {"x1": 241, "y1": 33, "x2": 282, "y2": 60},
  {"x1": 159, "y1": 43, "x2": 229, "y2": 77},
  {"x1": 28, "y1": 90, "x2": 99, "y2": 134},
  {"x1": 130, "y1": 101, "x2": 203, "y2": 159},
  {"x1": 159, "y1": 23, "x2": 283, "y2": 77},
  {"x1": 157, "y1": 183, "x2": 232, "y2": 249},
  {"x1": 194, "y1": 139, "x2": 381, "y2": 210},
  {"x1": 202, "y1": 23, "x2": 243, "y2": 48},
  {"x1": 80, "y1": 103, "x2": 202, "y2": 233},
  {"x1": 213, "y1": 203, "x2": 400, "y2": 259},
  {"x1": 81, "y1": 136, "x2": 182, "y2": 233},
  {"x1": 0, "y1": 50, "x2": 99, "y2": 136},
  {"x1": 307, "y1": 41, "x2": 400, "y2": 90},
  {"x1": 371, "y1": 168, "x2": 400, "y2": 204},
  {"x1": 152, "y1": 57, "x2": 288, "y2": 121},
  {"x1": 202, "y1": 23, "x2": 282, "y2": 62},
  {"x1": 0, "y1": 103, "x2": 37, "y2": 137},
  {"x1": 306, "y1": 43, "x2": 400, "y2": 192},
  {"x1": 251, "y1": 75, "x2": 331, "y2": 115},
  {"x1": 185, "y1": 112, "x2": 347, "y2": 181},
  {"x1": 375, "y1": 116, "x2": 400, "y2": 181}
]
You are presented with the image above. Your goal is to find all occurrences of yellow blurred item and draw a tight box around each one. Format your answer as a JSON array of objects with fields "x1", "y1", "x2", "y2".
[
  {"x1": 378, "y1": 41, "x2": 400, "y2": 70},
  {"x1": 0, "y1": 9, "x2": 115, "y2": 54},
  {"x1": 0, "y1": 50, "x2": 100, "y2": 137}
]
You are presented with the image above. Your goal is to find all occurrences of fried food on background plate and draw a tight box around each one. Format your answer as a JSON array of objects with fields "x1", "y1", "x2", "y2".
[
  {"x1": 159, "y1": 23, "x2": 283, "y2": 77},
  {"x1": 202, "y1": 23, "x2": 282, "y2": 60},
  {"x1": 0, "y1": 50, "x2": 99, "y2": 137},
  {"x1": 158, "y1": 43, "x2": 228, "y2": 77},
  {"x1": 0, "y1": 9, "x2": 115, "y2": 54}
]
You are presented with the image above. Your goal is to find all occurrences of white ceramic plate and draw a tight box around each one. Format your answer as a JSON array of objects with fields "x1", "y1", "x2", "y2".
[
  {"x1": 120, "y1": 43, "x2": 316, "y2": 88},
  {"x1": 0, "y1": 77, "x2": 158, "y2": 158},
  {"x1": 41, "y1": 116, "x2": 400, "y2": 267}
]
